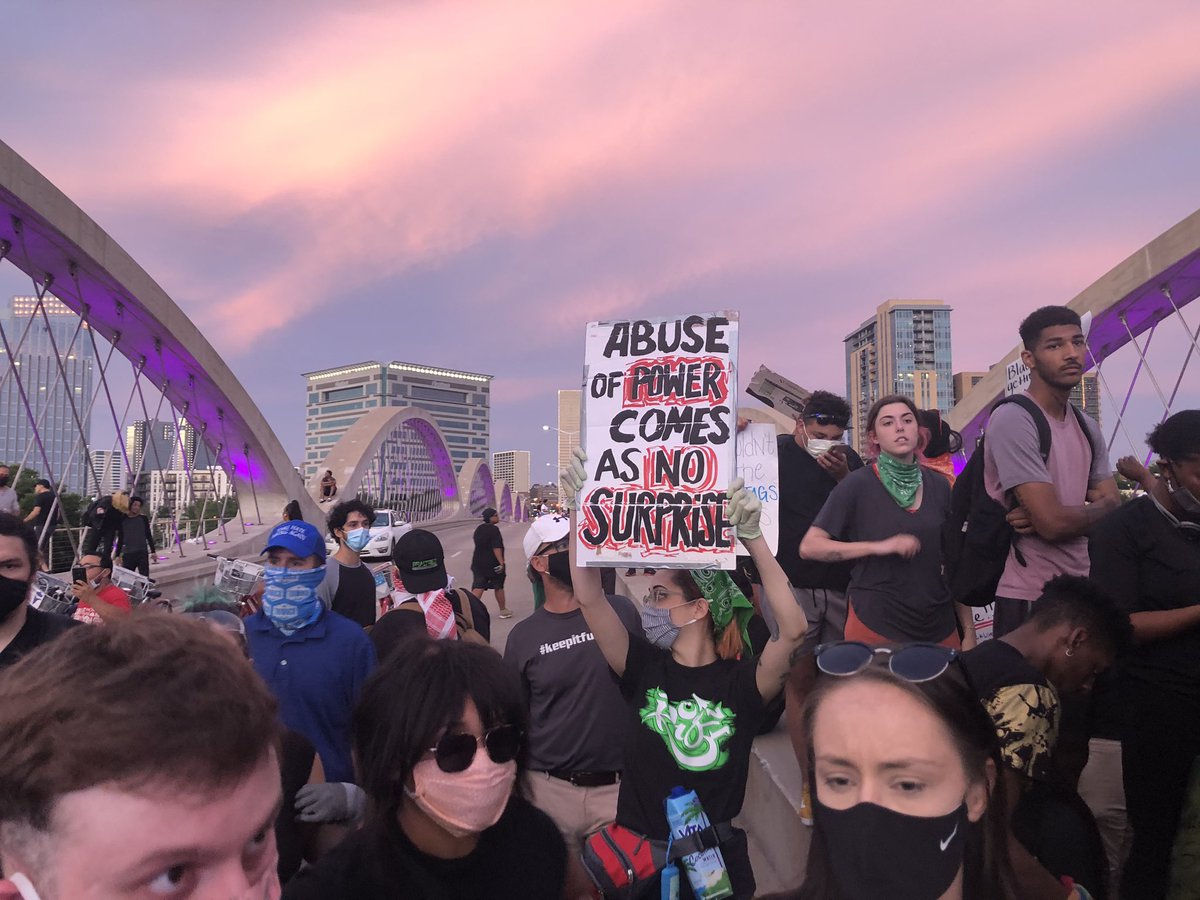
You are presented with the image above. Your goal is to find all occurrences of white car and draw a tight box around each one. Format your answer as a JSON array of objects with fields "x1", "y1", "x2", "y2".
[{"x1": 324, "y1": 509, "x2": 412, "y2": 560}]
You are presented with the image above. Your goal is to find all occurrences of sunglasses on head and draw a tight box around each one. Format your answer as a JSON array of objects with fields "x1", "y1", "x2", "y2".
[
  {"x1": 816, "y1": 641, "x2": 958, "y2": 683},
  {"x1": 426, "y1": 724, "x2": 522, "y2": 773},
  {"x1": 807, "y1": 413, "x2": 848, "y2": 428}
]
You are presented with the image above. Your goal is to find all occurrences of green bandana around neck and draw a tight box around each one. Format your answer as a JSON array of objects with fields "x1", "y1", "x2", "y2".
[
  {"x1": 689, "y1": 569, "x2": 754, "y2": 651},
  {"x1": 875, "y1": 451, "x2": 922, "y2": 509}
]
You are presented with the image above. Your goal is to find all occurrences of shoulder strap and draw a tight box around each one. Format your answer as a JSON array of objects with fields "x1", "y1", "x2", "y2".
[
  {"x1": 448, "y1": 588, "x2": 476, "y2": 632},
  {"x1": 1067, "y1": 402, "x2": 1098, "y2": 468},
  {"x1": 994, "y1": 394, "x2": 1052, "y2": 462}
]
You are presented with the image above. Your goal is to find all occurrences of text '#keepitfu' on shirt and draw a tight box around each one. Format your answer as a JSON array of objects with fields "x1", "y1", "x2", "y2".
[{"x1": 538, "y1": 631, "x2": 596, "y2": 656}]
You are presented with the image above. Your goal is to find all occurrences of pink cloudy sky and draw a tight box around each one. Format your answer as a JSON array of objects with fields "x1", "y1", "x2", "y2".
[{"x1": 3, "y1": 1, "x2": 1200, "y2": 471}]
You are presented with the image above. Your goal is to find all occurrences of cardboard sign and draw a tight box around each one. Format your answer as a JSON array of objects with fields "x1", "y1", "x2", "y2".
[
  {"x1": 1004, "y1": 359, "x2": 1031, "y2": 397},
  {"x1": 973, "y1": 602, "x2": 995, "y2": 643},
  {"x1": 733, "y1": 423, "x2": 779, "y2": 555},
  {"x1": 576, "y1": 312, "x2": 739, "y2": 569}
]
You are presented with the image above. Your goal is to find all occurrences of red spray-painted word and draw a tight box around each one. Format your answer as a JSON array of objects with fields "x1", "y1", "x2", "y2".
[
  {"x1": 578, "y1": 488, "x2": 732, "y2": 553},
  {"x1": 622, "y1": 356, "x2": 728, "y2": 408}
]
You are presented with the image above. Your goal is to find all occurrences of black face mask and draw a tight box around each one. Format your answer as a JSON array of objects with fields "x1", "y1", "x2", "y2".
[
  {"x1": 545, "y1": 550, "x2": 573, "y2": 591},
  {"x1": 0, "y1": 475, "x2": 8, "y2": 487},
  {"x1": 0, "y1": 574, "x2": 29, "y2": 621},
  {"x1": 814, "y1": 798, "x2": 968, "y2": 899}
]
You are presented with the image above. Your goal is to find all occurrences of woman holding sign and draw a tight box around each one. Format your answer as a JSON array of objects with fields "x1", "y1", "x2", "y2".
[
  {"x1": 800, "y1": 394, "x2": 976, "y2": 649},
  {"x1": 564, "y1": 447, "x2": 807, "y2": 899}
]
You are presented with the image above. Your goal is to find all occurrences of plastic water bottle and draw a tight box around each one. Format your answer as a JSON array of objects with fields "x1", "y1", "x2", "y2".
[
  {"x1": 664, "y1": 786, "x2": 734, "y2": 900},
  {"x1": 660, "y1": 862, "x2": 680, "y2": 900}
]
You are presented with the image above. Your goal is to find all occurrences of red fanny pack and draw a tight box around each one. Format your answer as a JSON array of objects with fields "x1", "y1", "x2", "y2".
[{"x1": 582, "y1": 823, "x2": 667, "y2": 898}]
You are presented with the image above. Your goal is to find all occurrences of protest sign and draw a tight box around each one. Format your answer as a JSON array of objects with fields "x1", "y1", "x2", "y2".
[
  {"x1": 733, "y1": 423, "x2": 779, "y2": 556},
  {"x1": 576, "y1": 312, "x2": 739, "y2": 569}
]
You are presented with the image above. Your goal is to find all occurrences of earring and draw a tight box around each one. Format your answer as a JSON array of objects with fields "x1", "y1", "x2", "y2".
[{"x1": 1065, "y1": 647, "x2": 1074, "y2": 657}]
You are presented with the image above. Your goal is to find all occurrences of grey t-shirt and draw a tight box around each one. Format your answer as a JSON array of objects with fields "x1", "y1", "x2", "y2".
[
  {"x1": 813, "y1": 465, "x2": 955, "y2": 643},
  {"x1": 983, "y1": 395, "x2": 1110, "y2": 602},
  {"x1": 503, "y1": 595, "x2": 641, "y2": 772},
  {"x1": 0, "y1": 487, "x2": 18, "y2": 516}
]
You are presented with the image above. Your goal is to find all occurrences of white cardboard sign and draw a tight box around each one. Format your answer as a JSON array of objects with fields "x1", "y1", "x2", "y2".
[
  {"x1": 576, "y1": 312, "x2": 739, "y2": 569},
  {"x1": 733, "y1": 423, "x2": 779, "y2": 556}
]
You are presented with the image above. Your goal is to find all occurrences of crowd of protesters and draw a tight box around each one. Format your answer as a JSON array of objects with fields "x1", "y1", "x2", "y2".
[{"x1": 0, "y1": 304, "x2": 1196, "y2": 900}]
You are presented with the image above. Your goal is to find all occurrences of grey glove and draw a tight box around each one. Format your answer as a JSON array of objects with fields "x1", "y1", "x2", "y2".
[
  {"x1": 560, "y1": 446, "x2": 588, "y2": 510},
  {"x1": 294, "y1": 782, "x2": 366, "y2": 823},
  {"x1": 726, "y1": 477, "x2": 763, "y2": 541}
]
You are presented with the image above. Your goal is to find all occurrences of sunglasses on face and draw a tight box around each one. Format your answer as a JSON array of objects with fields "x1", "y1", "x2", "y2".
[
  {"x1": 815, "y1": 641, "x2": 958, "y2": 683},
  {"x1": 426, "y1": 724, "x2": 522, "y2": 773}
]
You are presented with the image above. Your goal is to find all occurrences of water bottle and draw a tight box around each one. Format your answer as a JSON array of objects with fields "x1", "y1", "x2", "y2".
[
  {"x1": 664, "y1": 786, "x2": 734, "y2": 900},
  {"x1": 660, "y1": 862, "x2": 680, "y2": 900}
]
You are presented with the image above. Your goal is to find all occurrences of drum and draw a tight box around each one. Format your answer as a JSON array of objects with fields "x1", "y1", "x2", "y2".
[
  {"x1": 110, "y1": 565, "x2": 154, "y2": 605},
  {"x1": 214, "y1": 557, "x2": 264, "y2": 598},
  {"x1": 29, "y1": 572, "x2": 75, "y2": 616}
]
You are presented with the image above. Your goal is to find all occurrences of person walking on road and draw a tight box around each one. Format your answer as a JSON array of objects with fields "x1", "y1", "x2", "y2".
[
  {"x1": 23, "y1": 478, "x2": 60, "y2": 570},
  {"x1": 471, "y1": 507, "x2": 511, "y2": 618}
]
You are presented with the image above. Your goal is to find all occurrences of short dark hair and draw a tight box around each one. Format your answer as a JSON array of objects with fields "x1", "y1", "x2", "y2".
[
  {"x1": 801, "y1": 390, "x2": 851, "y2": 426},
  {"x1": 327, "y1": 498, "x2": 376, "y2": 537},
  {"x1": 353, "y1": 640, "x2": 527, "y2": 823},
  {"x1": 0, "y1": 512, "x2": 38, "y2": 574},
  {"x1": 1030, "y1": 575, "x2": 1133, "y2": 657},
  {"x1": 865, "y1": 394, "x2": 920, "y2": 436},
  {"x1": 918, "y1": 409, "x2": 962, "y2": 458},
  {"x1": 1147, "y1": 410, "x2": 1200, "y2": 463},
  {"x1": 1019, "y1": 306, "x2": 1081, "y2": 350},
  {"x1": 129, "y1": 495, "x2": 144, "y2": 506},
  {"x1": 0, "y1": 617, "x2": 278, "y2": 838},
  {"x1": 33, "y1": 479, "x2": 51, "y2": 490}
]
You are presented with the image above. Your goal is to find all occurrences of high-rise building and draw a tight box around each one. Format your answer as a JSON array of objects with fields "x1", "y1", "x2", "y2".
[
  {"x1": 492, "y1": 450, "x2": 531, "y2": 495},
  {"x1": 303, "y1": 361, "x2": 492, "y2": 478},
  {"x1": 86, "y1": 449, "x2": 126, "y2": 497},
  {"x1": 124, "y1": 419, "x2": 216, "y2": 479},
  {"x1": 138, "y1": 467, "x2": 233, "y2": 520},
  {"x1": 0, "y1": 295, "x2": 95, "y2": 491},
  {"x1": 845, "y1": 299, "x2": 953, "y2": 454},
  {"x1": 556, "y1": 390, "x2": 581, "y2": 492}
]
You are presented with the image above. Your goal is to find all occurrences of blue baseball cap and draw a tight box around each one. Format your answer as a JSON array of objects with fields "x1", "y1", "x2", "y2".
[{"x1": 262, "y1": 520, "x2": 327, "y2": 563}]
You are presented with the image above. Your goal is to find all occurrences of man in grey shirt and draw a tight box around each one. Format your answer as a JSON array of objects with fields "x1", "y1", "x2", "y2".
[
  {"x1": 0, "y1": 466, "x2": 18, "y2": 517},
  {"x1": 503, "y1": 514, "x2": 640, "y2": 856}
]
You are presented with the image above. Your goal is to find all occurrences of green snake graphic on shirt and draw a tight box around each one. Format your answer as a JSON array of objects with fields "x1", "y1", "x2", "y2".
[{"x1": 639, "y1": 687, "x2": 736, "y2": 772}]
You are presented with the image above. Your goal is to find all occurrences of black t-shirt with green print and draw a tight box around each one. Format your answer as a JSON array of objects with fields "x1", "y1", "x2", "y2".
[{"x1": 615, "y1": 636, "x2": 765, "y2": 840}]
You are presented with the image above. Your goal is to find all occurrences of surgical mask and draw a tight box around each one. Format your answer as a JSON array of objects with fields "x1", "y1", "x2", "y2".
[
  {"x1": 1169, "y1": 479, "x2": 1200, "y2": 515},
  {"x1": 803, "y1": 422, "x2": 838, "y2": 459},
  {"x1": 0, "y1": 574, "x2": 29, "y2": 620},
  {"x1": 261, "y1": 564, "x2": 326, "y2": 635},
  {"x1": 813, "y1": 798, "x2": 968, "y2": 900},
  {"x1": 344, "y1": 527, "x2": 372, "y2": 552},
  {"x1": 640, "y1": 598, "x2": 700, "y2": 649},
  {"x1": 404, "y1": 752, "x2": 516, "y2": 838}
]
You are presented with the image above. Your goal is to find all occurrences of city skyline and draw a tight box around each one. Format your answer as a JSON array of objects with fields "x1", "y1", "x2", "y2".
[{"x1": 2, "y1": 4, "x2": 1198, "y2": 472}]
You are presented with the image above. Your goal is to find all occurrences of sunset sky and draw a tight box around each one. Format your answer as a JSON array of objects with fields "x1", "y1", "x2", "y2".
[{"x1": 3, "y1": 2, "x2": 1199, "y2": 473}]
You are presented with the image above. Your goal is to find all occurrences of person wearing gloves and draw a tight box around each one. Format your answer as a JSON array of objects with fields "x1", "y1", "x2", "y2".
[
  {"x1": 563, "y1": 447, "x2": 808, "y2": 899},
  {"x1": 247, "y1": 520, "x2": 377, "y2": 786}
]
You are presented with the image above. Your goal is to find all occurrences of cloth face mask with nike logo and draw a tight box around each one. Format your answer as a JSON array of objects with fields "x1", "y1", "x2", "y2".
[{"x1": 813, "y1": 798, "x2": 968, "y2": 899}]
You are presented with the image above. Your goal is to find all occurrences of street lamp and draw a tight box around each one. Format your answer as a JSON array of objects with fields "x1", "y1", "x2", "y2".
[{"x1": 542, "y1": 424, "x2": 579, "y2": 436}]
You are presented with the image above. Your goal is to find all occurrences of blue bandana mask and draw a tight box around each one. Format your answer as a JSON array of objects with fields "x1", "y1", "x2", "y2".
[
  {"x1": 262, "y1": 565, "x2": 326, "y2": 635},
  {"x1": 345, "y1": 528, "x2": 372, "y2": 552}
]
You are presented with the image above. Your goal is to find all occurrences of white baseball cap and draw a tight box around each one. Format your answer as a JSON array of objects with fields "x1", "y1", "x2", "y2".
[{"x1": 523, "y1": 514, "x2": 570, "y2": 561}]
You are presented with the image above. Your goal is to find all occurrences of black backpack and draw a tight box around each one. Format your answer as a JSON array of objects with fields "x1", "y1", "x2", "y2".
[{"x1": 943, "y1": 395, "x2": 1097, "y2": 607}]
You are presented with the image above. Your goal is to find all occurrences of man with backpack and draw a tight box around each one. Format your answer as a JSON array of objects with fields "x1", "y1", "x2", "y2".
[{"x1": 981, "y1": 306, "x2": 1119, "y2": 637}]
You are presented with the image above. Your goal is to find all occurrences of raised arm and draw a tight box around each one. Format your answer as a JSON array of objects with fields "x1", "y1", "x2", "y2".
[
  {"x1": 727, "y1": 480, "x2": 807, "y2": 701},
  {"x1": 564, "y1": 447, "x2": 630, "y2": 676}
]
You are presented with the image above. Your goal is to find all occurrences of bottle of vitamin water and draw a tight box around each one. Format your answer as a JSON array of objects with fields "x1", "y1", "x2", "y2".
[{"x1": 664, "y1": 787, "x2": 733, "y2": 900}]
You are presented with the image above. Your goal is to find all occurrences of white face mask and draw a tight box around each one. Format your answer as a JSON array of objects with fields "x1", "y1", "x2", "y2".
[{"x1": 803, "y1": 422, "x2": 839, "y2": 458}]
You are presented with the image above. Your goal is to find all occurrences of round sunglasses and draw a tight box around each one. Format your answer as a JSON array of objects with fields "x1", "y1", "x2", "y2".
[
  {"x1": 815, "y1": 641, "x2": 958, "y2": 683},
  {"x1": 426, "y1": 724, "x2": 523, "y2": 773}
]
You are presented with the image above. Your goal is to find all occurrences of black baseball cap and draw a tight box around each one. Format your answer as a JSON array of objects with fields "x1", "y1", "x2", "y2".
[
  {"x1": 391, "y1": 529, "x2": 447, "y2": 593},
  {"x1": 482, "y1": 507, "x2": 498, "y2": 521}
]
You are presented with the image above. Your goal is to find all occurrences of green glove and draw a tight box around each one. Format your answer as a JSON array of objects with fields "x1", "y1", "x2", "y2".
[
  {"x1": 561, "y1": 447, "x2": 588, "y2": 511},
  {"x1": 726, "y1": 477, "x2": 762, "y2": 541}
]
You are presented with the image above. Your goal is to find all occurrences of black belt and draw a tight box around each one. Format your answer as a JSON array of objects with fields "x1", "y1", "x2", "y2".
[{"x1": 543, "y1": 769, "x2": 620, "y2": 787}]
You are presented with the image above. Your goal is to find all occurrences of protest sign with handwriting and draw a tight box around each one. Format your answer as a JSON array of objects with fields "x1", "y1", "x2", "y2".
[{"x1": 576, "y1": 312, "x2": 739, "y2": 569}]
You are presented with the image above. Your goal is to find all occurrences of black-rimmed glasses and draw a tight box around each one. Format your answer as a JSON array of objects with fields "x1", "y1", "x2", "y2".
[
  {"x1": 426, "y1": 724, "x2": 522, "y2": 773},
  {"x1": 815, "y1": 641, "x2": 958, "y2": 683}
]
